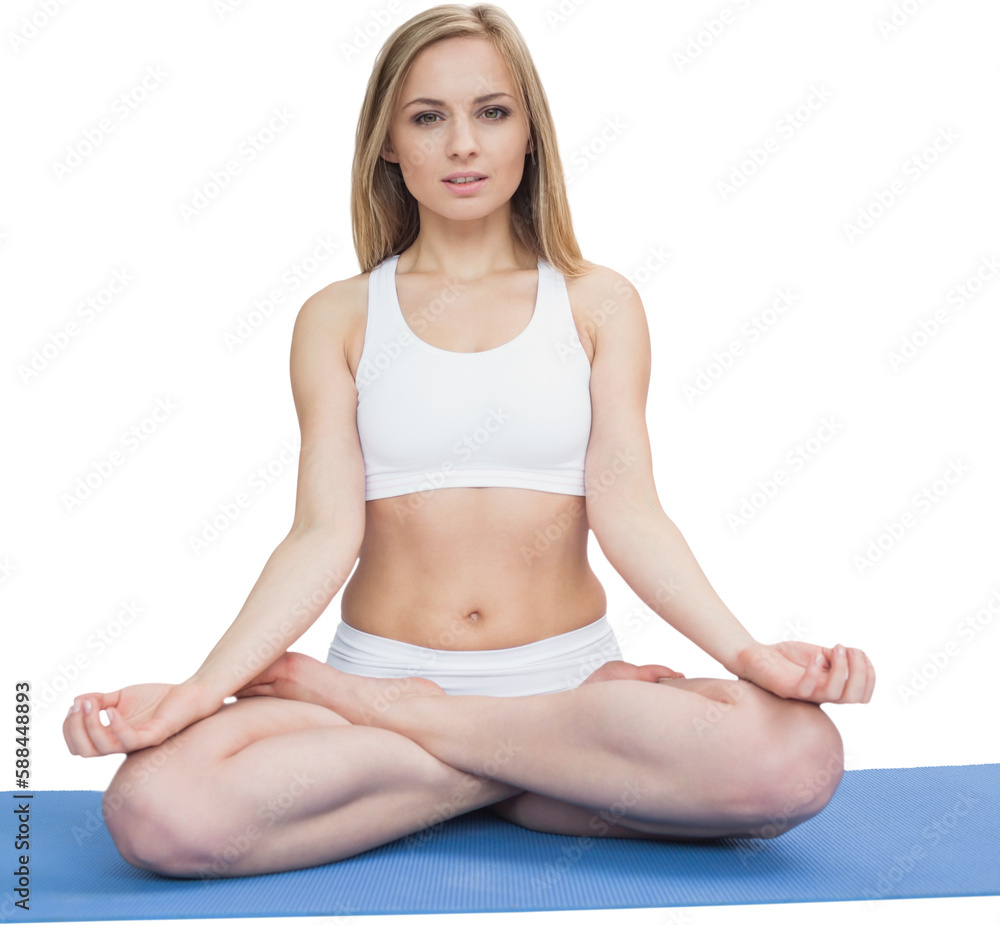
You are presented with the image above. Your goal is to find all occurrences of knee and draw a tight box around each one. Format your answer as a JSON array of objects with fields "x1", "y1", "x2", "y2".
[
  {"x1": 102, "y1": 764, "x2": 213, "y2": 878},
  {"x1": 749, "y1": 702, "x2": 845, "y2": 838}
]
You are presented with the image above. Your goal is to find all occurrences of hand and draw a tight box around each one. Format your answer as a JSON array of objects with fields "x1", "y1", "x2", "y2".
[
  {"x1": 732, "y1": 640, "x2": 875, "y2": 704},
  {"x1": 233, "y1": 651, "x2": 330, "y2": 707},
  {"x1": 62, "y1": 681, "x2": 218, "y2": 757}
]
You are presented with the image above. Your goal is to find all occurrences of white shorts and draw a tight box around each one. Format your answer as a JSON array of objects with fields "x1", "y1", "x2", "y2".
[{"x1": 324, "y1": 614, "x2": 623, "y2": 697}]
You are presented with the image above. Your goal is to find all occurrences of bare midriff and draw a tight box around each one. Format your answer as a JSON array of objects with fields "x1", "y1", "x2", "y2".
[
  {"x1": 341, "y1": 487, "x2": 608, "y2": 650},
  {"x1": 339, "y1": 264, "x2": 607, "y2": 651}
]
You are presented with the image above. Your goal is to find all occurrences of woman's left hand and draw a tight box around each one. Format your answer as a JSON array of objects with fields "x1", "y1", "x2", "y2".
[{"x1": 732, "y1": 640, "x2": 875, "y2": 704}]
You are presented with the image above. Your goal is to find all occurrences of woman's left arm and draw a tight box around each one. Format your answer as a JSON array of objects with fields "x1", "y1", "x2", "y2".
[{"x1": 579, "y1": 267, "x2": 874, "y2": 705}]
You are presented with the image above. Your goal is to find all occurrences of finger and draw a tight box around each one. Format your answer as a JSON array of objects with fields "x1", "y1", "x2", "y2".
[
  {"x1": 234, "y1": 683, "x2": 273, "y2": 699},
  {"x1": 639, "y1": 664, "x2": 685, "y2": 680},
  {"x1": 79, "y1": 697, "x2": 127, "y2": 755},
  {"x1": 795, "y1": 652, "x2": 825, "y2": 700},
  {"x1": 64, "y1": 694, "x2": 107, "y2": 757},
  {"x1": 841, "y1": 648, "x2": 868, "y2": 703},
  {"x1": 103, "y1": 704, "x2": 148, "y2": 752},
  {"x1": 862, "y1": 651, "x2": 876, "y2": 703},
  {"x1": 825, "y1": 645, "x2": 850, "y2": 703},
  {"x1": 63, "y1": 708, "x2": 96, "y2": 758}
]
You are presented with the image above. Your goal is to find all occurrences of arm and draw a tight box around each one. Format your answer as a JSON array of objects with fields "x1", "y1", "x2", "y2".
[
  {"x1": 191, "y1": 284, "x2": 367, "y2": 703},
  {"x1": 580, "y1": 269, "x2": 754, "y2": 674},
  {"x1": 580, "y1": 269, "x2": 874, "y2": 703},
  {"x1": 64, "y1": 282, "x2": 368, "y2": 755}
]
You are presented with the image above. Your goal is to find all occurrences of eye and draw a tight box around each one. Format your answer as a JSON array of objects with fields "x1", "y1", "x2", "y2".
[{"x1": 411, "y1": 107, "x2": 511, "y2": 126}]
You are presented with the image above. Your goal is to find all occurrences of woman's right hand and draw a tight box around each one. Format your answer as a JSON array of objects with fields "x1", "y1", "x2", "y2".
[{"x1": 62, "y1": 681, "x2": 218, "y2": 757}]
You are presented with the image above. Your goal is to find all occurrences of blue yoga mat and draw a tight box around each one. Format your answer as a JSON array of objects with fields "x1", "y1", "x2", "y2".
[{"x1": 4, "y1": 763, "x2": 998, "y2": 920}]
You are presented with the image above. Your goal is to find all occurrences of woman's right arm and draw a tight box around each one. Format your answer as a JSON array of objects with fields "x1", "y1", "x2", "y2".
[{"x1": 64, "y1": 282, "x2": 368, "y2": 756}]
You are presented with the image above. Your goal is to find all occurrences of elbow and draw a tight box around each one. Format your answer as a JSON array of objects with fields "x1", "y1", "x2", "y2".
[
  {"x1": 286, "y1": 519, "x2": 364, "y2": 561},
  {"x1": 588, "y1": 496, "x2": 664, "y2": 561}
]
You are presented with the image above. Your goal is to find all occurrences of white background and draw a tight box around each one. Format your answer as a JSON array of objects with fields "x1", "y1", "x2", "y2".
[{"x1": 2, "y1": 0, "x2": 998, "y2": 922}]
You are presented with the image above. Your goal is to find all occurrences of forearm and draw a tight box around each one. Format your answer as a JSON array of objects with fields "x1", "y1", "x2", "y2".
[
  {"x1": 186, "y1": 526, "x2": 359, "y2": 705},
  {"x1": 597, "y1": 511, "x2": 757, "y2": 674}
]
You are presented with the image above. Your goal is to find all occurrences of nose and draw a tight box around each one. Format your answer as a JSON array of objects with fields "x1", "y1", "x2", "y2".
[{"x1": 445, "y1": 114, "x2": 480, "y2": 159}]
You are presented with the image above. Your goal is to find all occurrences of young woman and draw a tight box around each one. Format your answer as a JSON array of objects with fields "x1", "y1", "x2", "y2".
[{"x1": 63, "y1": 3, "x2": 874, "y2": 879}]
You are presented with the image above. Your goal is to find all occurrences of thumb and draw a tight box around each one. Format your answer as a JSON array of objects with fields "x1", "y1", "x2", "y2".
[
  {"x1": 104, "y1": 706, "x2": 143, "y2": 752},
  {"x1": 640, "y1": 664, "x2": 685, "y2": 681}
]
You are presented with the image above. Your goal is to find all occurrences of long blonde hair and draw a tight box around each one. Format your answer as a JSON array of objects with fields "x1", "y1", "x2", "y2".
[{"x1": 351, "y1": 3, "x2": 591, "y2": 278}]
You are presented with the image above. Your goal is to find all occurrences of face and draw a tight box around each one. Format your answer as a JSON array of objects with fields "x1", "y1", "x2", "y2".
[{"x1": 380, "y1": 36, "x2": 533, "y2": 222}]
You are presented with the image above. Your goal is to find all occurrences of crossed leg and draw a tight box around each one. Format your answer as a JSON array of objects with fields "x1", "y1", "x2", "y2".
[
  {"x1": 103, "y1": 657, "x2": 844, "y2": 878},
  {"x1": 488, "y1": 666, "x2": 845, "y2": 841},
  {"x1": 316, "y1": 658, "x2": 846, "y2": 842}
]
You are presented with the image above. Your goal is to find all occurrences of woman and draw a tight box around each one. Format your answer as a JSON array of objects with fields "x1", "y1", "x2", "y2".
[{"x1": 63, "y1": 3, "x2": 874, "y2": 879}]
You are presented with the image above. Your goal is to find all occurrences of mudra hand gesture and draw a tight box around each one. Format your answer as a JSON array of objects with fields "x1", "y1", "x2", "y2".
[{"x1": 733, "y1": 640, "x2": 875, "y2": 704}]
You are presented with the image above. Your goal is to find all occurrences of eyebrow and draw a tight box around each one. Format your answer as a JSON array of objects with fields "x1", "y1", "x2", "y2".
[{"x1": 402, "y1": 92, "x2": 515, "y2": 110}]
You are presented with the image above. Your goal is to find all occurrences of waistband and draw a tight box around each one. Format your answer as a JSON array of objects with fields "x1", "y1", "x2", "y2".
[{"x1": 325, "y1": 614, "x2": 622, "y2": 696}]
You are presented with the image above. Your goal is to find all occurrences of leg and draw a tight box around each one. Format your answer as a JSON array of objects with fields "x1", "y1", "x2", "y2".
[
  {"x1": 306, "y1": 662, "x2": 846, "y2": 839},
  {"x1": 490, "y1": 675, "x2": 845, "y2": 840},
  {"x1": 102, "y1": 695, "x2": 522, "y2": 878}
]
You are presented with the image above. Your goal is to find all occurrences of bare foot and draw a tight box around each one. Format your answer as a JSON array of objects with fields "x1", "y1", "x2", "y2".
[
  {"x1": 234, "y1": 650, "x2": 446, "y2": 725},
  {"x1": 579, "y1": 659, "x2": 686, "y2": 686}
]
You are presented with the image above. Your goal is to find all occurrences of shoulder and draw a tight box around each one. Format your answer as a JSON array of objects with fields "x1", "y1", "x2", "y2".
[
  {"x1": 296, "y1": 271, "x2": 369, "y2": 330},
  {"x1": 292, "y1": 269, "x2": 372, "y2": 362},
  {"x1": 562, "y1": 260, "x2": 648, "y2": 358}
]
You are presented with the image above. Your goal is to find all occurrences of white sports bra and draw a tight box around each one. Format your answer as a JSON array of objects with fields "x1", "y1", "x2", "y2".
[{"x1": 355, "y1": 253, "x2": 592, "y2": 501}]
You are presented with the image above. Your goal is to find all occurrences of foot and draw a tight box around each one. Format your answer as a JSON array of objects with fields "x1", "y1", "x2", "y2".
[
  {"x1": 579, "y1": 659, "x2": 685, "y2": 686},
  {"x1": 234, "y1": 651, "x2": 446, "y2": 725}
]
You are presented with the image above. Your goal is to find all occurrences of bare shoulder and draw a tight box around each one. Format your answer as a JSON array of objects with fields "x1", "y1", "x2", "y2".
[
  {"x1": 292, "y1": 270, "x2": 371, "y2": 372},
  {"x1": 295, "y1": 270, "x2": 369, "y2": 335},
  {"x1": 563, "y1": 260, "x2": 647, "y2": 359}
]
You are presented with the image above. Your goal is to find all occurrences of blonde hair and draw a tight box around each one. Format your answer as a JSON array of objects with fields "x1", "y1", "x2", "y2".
[{"x1": 350, "y1": 3, "x2": 591, "y2": 278}]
